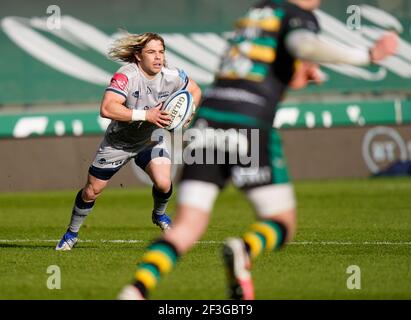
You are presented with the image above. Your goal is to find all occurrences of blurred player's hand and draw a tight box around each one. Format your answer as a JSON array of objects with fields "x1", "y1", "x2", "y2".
[
  {"x1": 369, "y1": 32, "x2": 398, "y2": 63},
  {"x1": 289, "y1": 61, "x2": 323, "y2": 90},
  {"x1": 146, "y1": 103, "x2": 171, "y2": 128}
]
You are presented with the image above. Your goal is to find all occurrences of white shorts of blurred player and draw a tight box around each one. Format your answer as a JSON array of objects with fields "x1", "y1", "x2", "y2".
[{"x1": 177, "y1": 180, "x2": 296, "y2": 217}]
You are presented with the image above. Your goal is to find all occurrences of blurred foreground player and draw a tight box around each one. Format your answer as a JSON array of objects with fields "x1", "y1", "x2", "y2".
[
  {"x1": 119, "y1": 0, "x2": 397, "y2": 299},
  {"x1": 56, "y1": 33, "x2": 201, "y2": 251}
]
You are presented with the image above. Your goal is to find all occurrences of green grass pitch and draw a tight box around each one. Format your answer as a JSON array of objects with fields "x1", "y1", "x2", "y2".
[{"x1": 0, "y1": 178, "x2": 410, "y2": 300}]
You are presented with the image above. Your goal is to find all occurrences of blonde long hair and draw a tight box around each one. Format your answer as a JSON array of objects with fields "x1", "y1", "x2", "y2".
[{"x1": 108, "y1": 32, "x2": 166, "y2": 64}]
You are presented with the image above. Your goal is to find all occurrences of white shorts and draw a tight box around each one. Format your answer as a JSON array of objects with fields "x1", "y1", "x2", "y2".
[
  {"x1": 89, "y1": 138, "x2": 170, "y2": 180},
  {"x1": 178, "y1": 180, "x2": 296, "y2": 217}
]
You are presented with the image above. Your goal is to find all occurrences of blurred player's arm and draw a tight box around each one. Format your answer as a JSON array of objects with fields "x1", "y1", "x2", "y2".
[
  {"x1": 285, "y1": 30, "x2": 398, "y2": 65},
  {"x1": 100, "y1": 91, "x2": 170, "y2": 127}
]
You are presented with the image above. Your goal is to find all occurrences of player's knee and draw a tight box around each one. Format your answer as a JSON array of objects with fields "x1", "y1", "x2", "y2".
[
  {"x1": 271, "y1": 213, "x2": 296, "y2": 244},
  {"x1": 83, "y1": 184, "x2": 104, "y2": 201},
  {"x1": 246, "y1": 184, "x2": 296, "y2": 243},
  {"x1": 153, "y1": 178, "x2": 172, "y2": 194}
]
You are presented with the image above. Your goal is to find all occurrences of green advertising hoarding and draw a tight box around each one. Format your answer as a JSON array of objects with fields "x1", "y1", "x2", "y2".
[
  {"x1": 1, "y1": 0, "x2": 411, "y2": 105},
  {"x1": 1, "y1": 99, "x2": 410, "y2": 139}
]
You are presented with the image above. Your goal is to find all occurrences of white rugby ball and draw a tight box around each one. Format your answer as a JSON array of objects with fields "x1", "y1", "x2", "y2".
[{"x1": 161, "y1": 90, "x2": 194, "y2": 131}]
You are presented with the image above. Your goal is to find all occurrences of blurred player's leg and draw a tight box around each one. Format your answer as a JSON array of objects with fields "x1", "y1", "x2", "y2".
[
  {"x1": 222, "y1": 184, "x2": 296, "y2": 299},
  {"x1": 222, "y1": 237, "x2": 253, "y2": 299},
  {"x1": 56, "y1": 174, "x2": 108, "y2": 251},
  {"x1": 118, "y1": 180, "x2": 218, "y2": 299}
]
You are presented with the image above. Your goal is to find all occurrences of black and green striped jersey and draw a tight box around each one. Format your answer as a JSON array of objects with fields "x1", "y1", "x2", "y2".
[{"x1": 200, "y1": 0, "x2": 320, "y2": 127}]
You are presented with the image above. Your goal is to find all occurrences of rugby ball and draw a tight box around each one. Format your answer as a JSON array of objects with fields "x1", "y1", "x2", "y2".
[{"x1": 161, "y1": 90, "x2": 194, "y2": 131}]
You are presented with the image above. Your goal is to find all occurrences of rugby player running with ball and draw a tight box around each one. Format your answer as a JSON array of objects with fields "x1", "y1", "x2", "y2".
[{"x1": 56, "y1": 32, "x2": 201, "y2": 251}]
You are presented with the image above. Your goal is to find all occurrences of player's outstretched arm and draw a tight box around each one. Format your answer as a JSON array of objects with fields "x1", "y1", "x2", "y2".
[
  {"x1": 369, "y1": 32, "x2": 398, "y2": 63},
  {"x1": 285, "y1": 30, "x2": 398, "y2": 66}
]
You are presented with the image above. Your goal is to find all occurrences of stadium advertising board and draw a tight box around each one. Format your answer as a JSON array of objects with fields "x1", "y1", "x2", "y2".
[
  {"x1": 1, "y1": 125, "x2": 410, "y2": 191},
  {"x1": 0, "y1": 0, "x2": 410, "y2": 105},
  {"x1": 0, "y1": 99, "x2": 410, "y2": 138}
]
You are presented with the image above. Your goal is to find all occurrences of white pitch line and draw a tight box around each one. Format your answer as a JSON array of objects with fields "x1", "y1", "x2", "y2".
[
  {"x1": 288, "y1": 241, "x2": 411, "y2": 245},
  {"x1": 1, "y1": 239, "x2": 411, "y2": 245}
]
